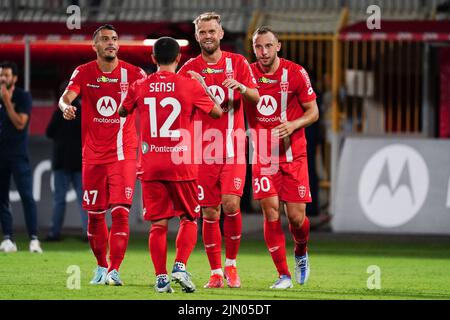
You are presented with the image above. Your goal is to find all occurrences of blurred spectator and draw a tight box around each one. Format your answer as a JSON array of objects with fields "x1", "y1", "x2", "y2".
[
  {"x1": 45, "y1": 91, "x2": 86, "y2": 241},
  {"x1": 0, "y1": 61, "x2": 43, "y2": 253}
]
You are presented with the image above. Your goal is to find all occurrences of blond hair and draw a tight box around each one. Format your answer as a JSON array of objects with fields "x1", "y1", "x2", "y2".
[{"x1": 193, "y1": 12, "x2": 222, "y2": 29}]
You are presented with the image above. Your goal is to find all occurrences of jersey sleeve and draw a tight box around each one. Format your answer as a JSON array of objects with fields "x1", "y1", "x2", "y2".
[
  {"x1": 192, "y1": 80, "x2": 215, "y2": 114},
  {"x1": 136, "y1": 67, "x2": 147, "y2": 80},
  {"x1": 177, "y1": 58, "x2": 194, "y2": 77},
  {"x1": 65, "y1": 66, "x2": 84, "y2": 95},
  {"x1": 238, "y1": 57, "x2": 258, "y2": 89},
  {"x1": 122, "y1": 79, "x2": 139, "y2": 113},
  {"x1": 296, "y1": 66, "x2": 317, "y2": 104}
]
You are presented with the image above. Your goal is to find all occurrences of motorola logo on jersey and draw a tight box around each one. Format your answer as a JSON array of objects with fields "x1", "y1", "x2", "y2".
[
  {"x1": 96, "y1": 96, "x2": 117, "y2": 117},
  {"x1": 208, "y1": 85, "x2": 225, "y2": 105},
  {"x1": 257, "y1": 95, "x2": 278, "y2": 116},
  {"x1": 358, "y1": 144, "x2": 429, "y2": 228}
]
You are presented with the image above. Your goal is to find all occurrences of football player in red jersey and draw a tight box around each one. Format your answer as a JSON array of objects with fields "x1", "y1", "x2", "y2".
[
  {"x1": 119, "y1": 37, "x2": 222, "y2": 293},
  {"x1": 178, "y1": 12, "x2": 260, "y2": 289},
  {"x1": 245, "y1": 26, "x2": 319, "y2": 289},
  {"x1": 59, "y1": 24, "x2": 146, "y2": 286}
]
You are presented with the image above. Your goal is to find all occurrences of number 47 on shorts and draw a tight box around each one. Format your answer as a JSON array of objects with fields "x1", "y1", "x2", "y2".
[{"x1": 83, "y1": 190, "x2": 98, "y2": 205}]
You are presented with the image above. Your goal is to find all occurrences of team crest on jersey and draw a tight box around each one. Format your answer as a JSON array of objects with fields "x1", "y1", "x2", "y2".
[
  {"x1": 298, "y1": 185, "x2": 307, "y2": 198},
  {"x1": 234, "y1": 178, "x2": 242, "y2": 190},
  {"x1": 280, "y1": 81, "x2": 289, "y2": 93},
  {"x1": 97, "y1": 76, "x2": 119, "y2": 83},
  {"x1": 225, "y1": 70, "x2": 234, "y2": 79},
  {"x1": 258, "y1": 77, "x2": 278, "y2": 84},
  {"x1": 120, "y1": 82, "x2": 129, "y2": 93},
  {"x1": 202, "y1": 68, "x2": 224, "y2": 74},
  {"x1": 125, "y1": 187, "x2": 133, "y2": 200}
]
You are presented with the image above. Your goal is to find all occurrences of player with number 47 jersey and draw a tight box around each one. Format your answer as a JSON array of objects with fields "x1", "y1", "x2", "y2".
[{"x1": 59, "y1": 25, "x2": 146, "y2": 286}]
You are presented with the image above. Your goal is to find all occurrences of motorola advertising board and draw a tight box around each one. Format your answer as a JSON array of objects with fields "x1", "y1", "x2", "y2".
[
  {"x1": 8, "y1": 137, "x2": 146, "y2": 233},
  {"x1": 332, "y1": 137, "x2": 450, "y2": 234}
]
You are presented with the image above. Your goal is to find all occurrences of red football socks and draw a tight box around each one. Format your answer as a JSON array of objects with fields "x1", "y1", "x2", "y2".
[
  {"x1": 202, "y1": 218, "x2": 222, "y2": 270},
  {"x1": 108, "y1": 206, "x2": 130, "y2": 272},
  {"x1": 149, "y1": 224, "x2": 168, "y2": 276},
  {"x1": 223, "y1": 210, "x2": 242, "y2": 260},
  {"x1": 175, "y1": 219, "x2": 198, "y2": 265},
  {"x1": 289, "y1": 216, "x2": 310, "y2": 257},
  {"x1": 264, "y1": 219, "x2": 290, "y2": 277},
  {"x1": 87, "y1": 210, "x2": 108, "y2": 268}
]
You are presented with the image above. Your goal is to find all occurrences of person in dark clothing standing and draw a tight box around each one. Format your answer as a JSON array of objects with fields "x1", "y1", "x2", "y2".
[
  {"x1": 45, "y1": 96, "x2": 87, "y2": 241},
  {"x1": 0, "y1": 61, "x2": 42, "y2": 253}
]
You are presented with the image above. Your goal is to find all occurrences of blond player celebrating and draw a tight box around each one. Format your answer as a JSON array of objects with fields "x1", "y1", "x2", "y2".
[{"x1": 178, "y1": 12, "x2": 259, "y2": 289}]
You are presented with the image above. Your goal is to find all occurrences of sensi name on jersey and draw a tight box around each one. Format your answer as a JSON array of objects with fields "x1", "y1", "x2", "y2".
[{"x1": 149, "y1": 82, "x2": 175, "y2": 93}]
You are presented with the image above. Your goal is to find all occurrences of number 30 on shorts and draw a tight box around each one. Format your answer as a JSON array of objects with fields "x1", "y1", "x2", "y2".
[
  {"x1": 83, "y1": 190, "x2": 98, "y2": 205},
  {"x1": 254, "y1": 177, "x2": 271, "y2": 193}
]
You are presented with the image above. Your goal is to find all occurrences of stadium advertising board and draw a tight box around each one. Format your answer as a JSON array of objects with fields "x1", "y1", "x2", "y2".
[{"x1": 333, "y1": 137, "x2": 450, "y2": 234}]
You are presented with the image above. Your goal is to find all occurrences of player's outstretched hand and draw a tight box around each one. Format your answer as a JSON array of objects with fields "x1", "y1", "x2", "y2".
[
  {"x1": 63, "y1": 105, "x2": 77, "y2": 120},
  {"x1": 187, "y1": 70, "x2": 207, "y2": 88}
]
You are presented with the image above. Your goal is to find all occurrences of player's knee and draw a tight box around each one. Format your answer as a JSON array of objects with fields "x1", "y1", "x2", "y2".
[
  {"x1": 288, "y1": 212, "x2": 306, "y2": 228},
  {"x1": 221, "y1": 198, "x2": 240, "y2": 213},
  {"x1": 262, "y1": 206, "x2": 279, "y2": 222},
  {"x1": 111, "y1": 206, "x2": 130, "y2": 222},
  {"x1": 202, "y1": 206, "x2": 220, "y2": 220}
]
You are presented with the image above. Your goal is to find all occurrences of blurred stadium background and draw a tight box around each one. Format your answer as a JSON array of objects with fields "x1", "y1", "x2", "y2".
[
  {"x1": 1, "y1": 0, "x2": 449, "y2": 236},
  {"x1": 1, "y1": 0, "x2": 450, "y2": 300}
]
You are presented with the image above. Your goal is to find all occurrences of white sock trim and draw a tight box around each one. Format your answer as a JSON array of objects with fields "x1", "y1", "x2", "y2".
[
  {"x1": 225, "y1": 259, "x2": 236, "y2": 267},
  {"x1": 211, "y1": 268, "x2": 223, "y2": 276},
  {"x1": 111, "y1": 206, "x2": 130, "y2": 213},
  {"x1": 88, "y1": 210, "x2": 106, "y2": 215}
]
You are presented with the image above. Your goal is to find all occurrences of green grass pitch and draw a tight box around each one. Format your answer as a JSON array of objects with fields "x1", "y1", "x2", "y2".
[{"x1": 1, "y1": 233, "x2": 450, "y2": 300}]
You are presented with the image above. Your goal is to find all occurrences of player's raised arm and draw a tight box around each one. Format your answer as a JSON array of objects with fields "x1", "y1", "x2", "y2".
[
  {"x1": 190, "y1": 73, "x2": 223, "y2": 119},
  {"x1": 187, "y1": 70, "x2": 222, "y2": 107},
  {"x1": 58, "y1": 89, "x2": 78, "y2": 120},
  {"x1": 209, "y1": 101, "x2": 223, "y2": 119},
  {"x1": 221, "y1": 78, "x2": 259, "y2": 104}
]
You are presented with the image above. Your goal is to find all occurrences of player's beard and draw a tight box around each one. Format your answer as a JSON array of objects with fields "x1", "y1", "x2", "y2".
[
  {"x1": 102, "y1": 47, "x2": 117, "y2": 62},
  {"x1": 103, "y1": 54, "x2": 116, "y2": 62},
  {"x1": 200, "y1": 40, "x2": 220, "y2": 55},
  {"x1": 258, "y1": 55, "x2": 276, "y2": 68}
]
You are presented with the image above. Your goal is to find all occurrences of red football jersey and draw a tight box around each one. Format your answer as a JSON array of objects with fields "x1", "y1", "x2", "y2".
[
  {"x1": 122, "y1": 71, "x2": 215, "y2": 181},
  {"x1": 66, "y1": 60, "x2": 146, "y2": 164},
  {"x1": 245, "y1": 58, "x2": 317, "y2": 163},
  {"x1": 178, "y1": 51, "x2": 257, "y2": 160}
]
